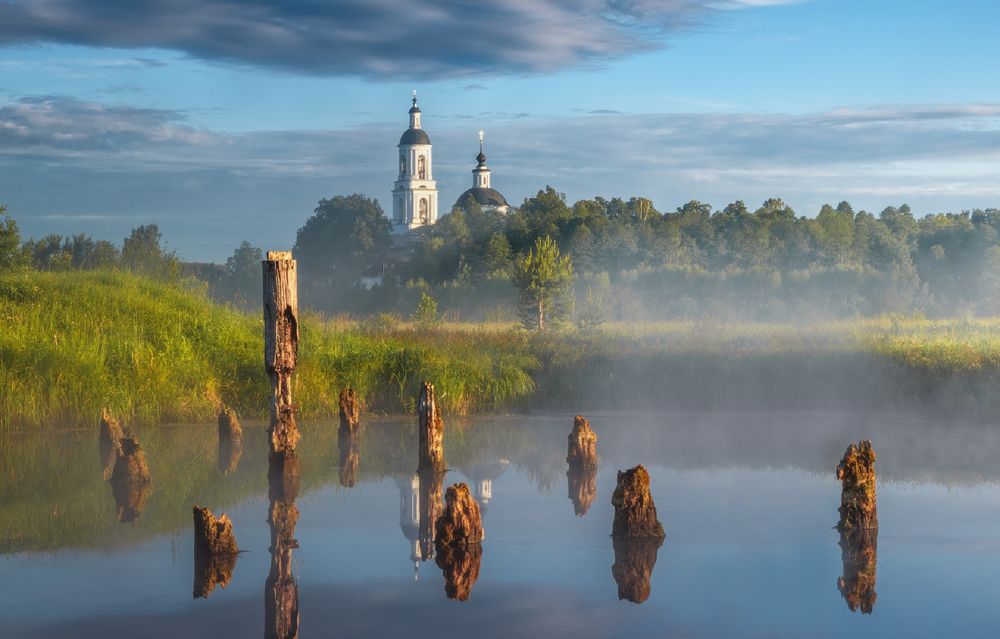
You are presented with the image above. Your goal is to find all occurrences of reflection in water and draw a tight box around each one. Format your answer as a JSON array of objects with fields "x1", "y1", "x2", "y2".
[
  {"x1": 266, "y1": 472, "x2": 300, "y2": 639},
  {"x1": 397, "y1": 474, "x2": 422, "y2": 577},
  {"x1": 566, "y1": 467, "x2": 597, "y2": 516},
  {"x1": 611, "y1": 536, "x2": 663, "y2": 604},
  {"x1": 338, "y1": 429, "x2": 360, "y2": 488},
  {"x1": 111, "y1": 477, "x2": 151, "y2": 523},
  {"x1": 417, "y1": 466, "x2": 446, "y2": 563},
  {"x1": 838, "y1": 528, "x2": 878, "y2": 614},
  {"x1": 218, "y1": 438, "x2": 243, "y2": 476},
  {"x1": 462, "y1": 458, "x2": 509, "y2": 515},
  {"x1": 99, "y1": 438, "x2": 117, "y2": 482},
  {"x1": 436, "y1": 543, "x2": 483, "y2": 601},
  {"x1": 194, "y1": 551, "x2": 237, "y2": 599}
]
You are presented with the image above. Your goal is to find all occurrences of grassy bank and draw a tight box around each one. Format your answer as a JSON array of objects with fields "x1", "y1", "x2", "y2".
[{"x1": 3, "y1": 270, "x2": 1000, "y2": 430}]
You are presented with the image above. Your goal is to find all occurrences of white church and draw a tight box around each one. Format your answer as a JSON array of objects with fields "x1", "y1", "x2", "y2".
[{"x1": 391, "y1": 93, "x2": 509, "y2": 233}]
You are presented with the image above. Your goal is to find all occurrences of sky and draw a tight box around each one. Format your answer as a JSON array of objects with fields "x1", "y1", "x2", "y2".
[{"x1": 0, "y1": 0, "x2": 999, "y2": 261}]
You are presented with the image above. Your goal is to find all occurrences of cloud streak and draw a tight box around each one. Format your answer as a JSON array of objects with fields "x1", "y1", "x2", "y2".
[{"x1": 0, "y1": 0, "x2": 792, "y2": 77}]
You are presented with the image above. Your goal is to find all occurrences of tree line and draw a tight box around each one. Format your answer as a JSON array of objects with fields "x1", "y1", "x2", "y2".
[{"x1": 6, "y1": 187, "x2": 1000, "y2": 325}]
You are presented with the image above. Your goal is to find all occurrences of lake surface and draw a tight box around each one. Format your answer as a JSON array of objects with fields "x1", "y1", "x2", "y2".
[{"x1": 3, "y1": 411, "x2": 1000, "y2": 638}]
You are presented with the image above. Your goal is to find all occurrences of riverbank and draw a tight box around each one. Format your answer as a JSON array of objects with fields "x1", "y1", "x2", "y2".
[{"x1": 2, "y1": 270, "x2": 1000, "y2": 430}]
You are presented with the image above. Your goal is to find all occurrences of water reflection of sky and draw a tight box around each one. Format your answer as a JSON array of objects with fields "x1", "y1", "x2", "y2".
[{"x1": 3, "y1": 412, "x2": 1000, "y2": 637}]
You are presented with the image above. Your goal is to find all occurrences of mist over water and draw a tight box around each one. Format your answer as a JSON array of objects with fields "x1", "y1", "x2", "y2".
[{"x1": 2, "y1": 412, "x2": 999, "y2": 638}]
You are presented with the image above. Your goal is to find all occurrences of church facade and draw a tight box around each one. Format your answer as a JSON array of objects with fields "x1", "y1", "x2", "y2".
[
  {"x1": 392, "y1": 94, "x2": 439, "y2": 231},
  {"x1": 391, "y1": 94, "x2": 508, "y2": 233}
]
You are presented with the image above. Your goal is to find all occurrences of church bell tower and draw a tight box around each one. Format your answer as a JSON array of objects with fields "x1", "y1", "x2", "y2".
[{"x1": 392, "y1": 92, "x2": 438, "y2": 232}]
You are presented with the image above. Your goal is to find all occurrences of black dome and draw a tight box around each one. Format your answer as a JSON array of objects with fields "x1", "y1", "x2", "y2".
[
  {"x1": 399, "y1": 128, "x2": 431, "y2": 145},
  {"x1": 457, "y1": 187, "x2": 508, "y2": 208}
]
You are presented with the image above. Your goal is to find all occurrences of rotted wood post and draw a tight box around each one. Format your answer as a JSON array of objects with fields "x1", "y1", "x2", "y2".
[
  {"x1": 836, "y1": 440, "x2": 878, "y2": 535},
  {"x1": 339, "y1": 388, "x2": 360, "y2": 435},
  {"x1": 418, "y1": 382, "x2": 445, "y2": 472},
  {"x1": 263, "y1": 251, "x2": 300, "y2": 477}
]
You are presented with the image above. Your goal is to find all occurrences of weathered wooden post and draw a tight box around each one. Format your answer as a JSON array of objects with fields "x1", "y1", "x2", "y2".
[
  {"x1": 110, "y1": 435, "x2": 151, "y2": 486},
  {"x1": 566, "y1": 415, "x2": 599, "y2": 470},
  {"x1": 610, "y1": 465, "x2": 664, "y2": 604},
  {"x1": 611, "y1": 465, "x2": 665, "y2": 539},
  {"x1": 434, "y1": 483, "x2": 484, "y2": 600},
  {"x1": 418, "y1": 382, "x2": 445, "y2": 472},
  {"x1": 836, "y1": 440, "x2": 878, "y2": 534},
  {"x1": 835, "y1": 440, "x2": 878, "y2": 614},
  {"x1": 263, "y1": 251, "x2": 300, "y2": 478},
  {"x1": 99, "y1": 408, "x2": 124, "y2": 480},
  {"x1": 417, "y1": 465, "x2": 445, "y2": 561},
  {"x1": 217, "y1": 405, "x2": 243, "y2": 475},
  {"x1": 339, "y1": 388, "x2": 360, "y2": 435},
  {"x1": 192, "y1": 504, "x2": 239, "y2": 598}
]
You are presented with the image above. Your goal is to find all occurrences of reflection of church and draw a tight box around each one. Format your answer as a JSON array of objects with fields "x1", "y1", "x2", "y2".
[{"x1": 391, "y1": 93, "x2": 509, "y2": 234}]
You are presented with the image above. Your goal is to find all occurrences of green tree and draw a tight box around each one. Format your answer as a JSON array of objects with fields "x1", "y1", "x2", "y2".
[
  {"x1": 0, "y1": 206, "x2": 25, "y2": 269},
  {"x1": 512, "y1": 235, "x2": 574, "y2": 331},
  {"x1": 411, "y1": 291, "x2": 440, "y2": 329},
  {"x1": 224, "y1": 240, "x2": 263, "y2": 305},
  {"x1": 293, "y1": 194, "x2": 392, "y2": 287},
  {"x1": 121, "y1": 224, "x2": 177, "y2": 279}
]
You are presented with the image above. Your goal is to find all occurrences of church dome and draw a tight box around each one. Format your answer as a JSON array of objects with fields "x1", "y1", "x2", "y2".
[
  {"x1": 399, "y1": 128, "x2": 431, "y2": 146},
  {"x1": 457, "y1": 186, "x2": 508, "y2": 209}
]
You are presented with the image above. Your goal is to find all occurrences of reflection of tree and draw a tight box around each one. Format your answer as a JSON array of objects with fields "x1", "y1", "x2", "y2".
[
  {"x1": 838, "y1": 528, "x2": 877, "y2": 614},
  {"x1": 435, "y1": 543, "x2": 482, "y2": 601},
  {"x1": 265, "y1": 473, "x2": 300, "y2": 639},
  {"x1": 566, "y1": 467, "x2": 597, "y2": 516},
  {"x1": 611, "y1": 536, "x2": 663, "y2": 604}
]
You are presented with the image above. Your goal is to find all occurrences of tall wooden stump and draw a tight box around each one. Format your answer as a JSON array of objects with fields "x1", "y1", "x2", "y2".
[
  {"x1": 266, "y1": 474, "x2": 300, "y2": 639},
  {"x1": 217, "y1": 406, "x2": 243, "y2": 475},
  {"x1": 339, "y1": 388, "x2": 361, "y2": 435},
  {"x1": 98, "y1": 408, "x2": 124, "y2": 481},
  {"x1": 836, "y1": 440, "x2": 878, "y2": 535},
  {"x1": 567, "y1": 415, "x2": 599, "y2": 470},
  {"x1": 263, "y1": 251, "x2": 300, "y2": 478},
  {"x1": 611, "y1": 465, "x2": 665, "y2": 539},
  {"x1": 418, "y1": 382, "x2": 445, "y2": 472}
]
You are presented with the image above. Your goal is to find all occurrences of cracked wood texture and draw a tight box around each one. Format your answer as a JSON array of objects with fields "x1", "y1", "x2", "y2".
[
  {"x1": 263, "y1": 252, "x2": 300, "y2": 474},
  {"x1": 418, "y1": 382, "x2": 445, "y2": 472},
  {"x1": 836, "y1": 440, "x2": 878, "y2": 534}
]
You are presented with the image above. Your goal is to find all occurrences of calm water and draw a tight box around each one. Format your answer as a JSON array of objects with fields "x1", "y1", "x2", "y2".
[{"x1": 3, "y1": 411, "x2": 1000, "y2": 638}]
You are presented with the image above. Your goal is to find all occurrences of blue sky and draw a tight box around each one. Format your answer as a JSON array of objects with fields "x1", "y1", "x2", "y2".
[{"x1": 1, "y1": 0, "x2": 998, "y2": 260}]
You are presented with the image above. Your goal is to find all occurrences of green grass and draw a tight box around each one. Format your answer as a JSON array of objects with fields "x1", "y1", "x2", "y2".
[{"x1": 4, "y1": 269, "x2": 1000, "y2": 431}]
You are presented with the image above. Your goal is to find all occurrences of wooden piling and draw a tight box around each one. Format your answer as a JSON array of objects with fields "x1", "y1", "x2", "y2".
[
  {"x1": 263, "y1": 251, "x2": 300, "y2": 477},
  {"x1": 567, "y1": 415, "x2": 599, "y2": 470},
  {"x1": 418, "y1": 382, "x2": 445, "y2": 472},
  {"x1": 836, "y1": 440, "x2": 878, "y2": 534},
  {"x1": 339, "y1": 388, "x2": 360, "y2": 435},
  {"x1": 611, "y1": 465, "x2": 665, "y2": 539}
]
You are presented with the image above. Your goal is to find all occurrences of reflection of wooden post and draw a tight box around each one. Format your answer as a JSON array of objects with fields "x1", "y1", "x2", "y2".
[
  {"x1": 263, "y1": 251, "x2": 300, "y2": 477},
  {"x1": 567, "y1": 467, "x2": 598, "y2": 516},
  {"x1": 611, "y1": 536, "x2": 663, "y2": 604},
  {"x1": 266, "y1": 476, "x2": 300, "y2": 639},
  {"x1": 418, "y1": 382, "x2": 445, "y2": 472},
  {"x1": 417, "y1": 466, "x2": 445, "y2": 561},
  {"x1": 838, "y1": 527, "x2": 878, "y2": 614},
  {"x1": 99, "y1": 408, "x2": 124, "y2": 481},
  {"x1": 217, "y1": 406, "x2": 244, "y2": 475}
]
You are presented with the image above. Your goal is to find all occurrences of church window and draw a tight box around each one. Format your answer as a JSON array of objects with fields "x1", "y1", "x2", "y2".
[
  {"x1": 399, "y1": 153, "x2": 406, "y2": 176},
  {"x1": 419, "y1": 198, "x2": 428, "y2": 223},
  {"x1": 417, "y1": 156, "x2": 426, "y2": 180}
]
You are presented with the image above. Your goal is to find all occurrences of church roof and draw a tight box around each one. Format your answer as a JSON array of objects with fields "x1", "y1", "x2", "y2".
[
  {"x1": 399, "y1": 128, "x2": 431, "y2": 145},
  {"x1": 457, "y1": 186, "x2": 508, "y2": 208}
]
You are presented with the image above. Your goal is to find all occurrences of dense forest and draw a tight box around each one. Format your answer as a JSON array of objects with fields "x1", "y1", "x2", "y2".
[{"x1": 5, "y1": 189, "x2": 1000, "y2": 323}]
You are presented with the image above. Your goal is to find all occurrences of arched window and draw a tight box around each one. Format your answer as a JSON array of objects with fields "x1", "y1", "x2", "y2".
[
  {"x1": 399, "y1": 153, "x2": 406, "y2": 176},
  {"x1": 395, "y1": 199, "x2": 404, "y2": 222},
  {"x1": 417, "y1": 156, "x2": 426, "y2": 180},
  {"x1": 419, "y1": 199, "x2": 428, "y2": 223}
]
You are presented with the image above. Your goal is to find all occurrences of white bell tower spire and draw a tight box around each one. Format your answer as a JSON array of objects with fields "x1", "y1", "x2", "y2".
[{"x1": 392, "y1": 92, "x2": 438, "y2": 232}]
